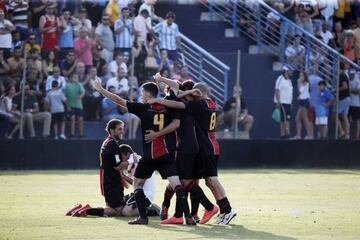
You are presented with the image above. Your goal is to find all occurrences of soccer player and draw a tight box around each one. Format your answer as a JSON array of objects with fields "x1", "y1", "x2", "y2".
[
  {"x1": 149, "y1": 73, "x2": 237, "y2": 225},
  {"x1": 66, "y1": 119, "x2": 140, "y2": 217},
  {"x1": 93, "y1": 79, "x2": 194, "y2": 225},
  {"x1": 145, "y1": 79, "x2": 219, "y2": 224}
]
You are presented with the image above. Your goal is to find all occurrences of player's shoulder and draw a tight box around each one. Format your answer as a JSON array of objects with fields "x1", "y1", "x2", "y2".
[{"x1": 102, "y1": 137, "x2": 119, "y2": 150}]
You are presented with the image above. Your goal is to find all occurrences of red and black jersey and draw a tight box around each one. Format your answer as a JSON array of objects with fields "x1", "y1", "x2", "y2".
[
  {"x1": 185, "y1": 99, "x2": 220, "y2": 156},
  {"x1": 99, "y1": 136, "x2": 123, "y2": 196},
  {"x1": 127, "y1": 101, "x2": 178, "y2": 160}
]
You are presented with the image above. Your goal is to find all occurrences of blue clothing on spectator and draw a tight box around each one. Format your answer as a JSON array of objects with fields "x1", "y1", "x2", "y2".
[
  {"x1": 315, "y1": 89, "x2": 334, "y2": 117},
  {"x1": 102, "y1": 98, "x2": 118, "y2": 117},
  {"x1": 59, "y1": 22, "x2": 74, "y2": 48}
]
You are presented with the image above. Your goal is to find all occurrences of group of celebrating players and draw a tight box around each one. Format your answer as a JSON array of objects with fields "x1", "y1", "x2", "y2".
[{"x1": 65, "y1": 73, "x2": 236, "y2": 225}]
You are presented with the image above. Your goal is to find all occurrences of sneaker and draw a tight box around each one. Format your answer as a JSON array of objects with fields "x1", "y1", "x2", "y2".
[
  {"x1": 200, "y1": 205, "x2": 219, "y2": 224},
  {"x1": 192, "y1": 214, "x2": 200, "y2": 223},
  {"x1": 218, "y1": 209, "x2": 237, "y2": 225},
  {"x1": 185, "y1": 216, "x2": 197, "y2": 225},
  {"x1": 214, "y1": 213, "x2": 225, "y2": 224},
  {"x1": 59, "y1": 134, "x2": 67, "y2": 140},
  {"x1": 128, "y1": 217, "x2": 149, "y2": 225},
  {"x1": 160, "y1": 206, "x2": 168, "y2": 220},
  {"x1": 65, "y1": 203, "x2": 82, "y2": 216},
  {"x1": 160, "y1": 216, "x2": 183, "y2": 224},
  {"x1": 71, "y1": 204, "x2": 91, "y2": 217}
]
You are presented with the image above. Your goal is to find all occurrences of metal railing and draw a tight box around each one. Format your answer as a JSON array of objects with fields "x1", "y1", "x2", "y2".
[
  {"x1": 179, "y1": 33, "x2": 230, "y2": 105},
  {"x1": 201, "y1": 0, "x2": 360, "y2": 85}
]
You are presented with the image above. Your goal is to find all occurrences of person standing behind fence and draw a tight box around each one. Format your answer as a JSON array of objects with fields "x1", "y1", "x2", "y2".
[
  {"x1": 348, "y1": 69, "x2": 360, "y2": 140},
  {"x1": 274, "y1": 65, "x2": 294, "y2": 139},
  {"x1": 293, "y1": 71, "x2": 314, "y2": 139},
  {"x1": 65, "y1": 74, "x2": 85, "y2": 138},
  {"x1": 315, "y1": 81, "x2": 334, "y2": 139},
  {"x1": 45, "y1": 80, "x2": 67, "y2": 140}
]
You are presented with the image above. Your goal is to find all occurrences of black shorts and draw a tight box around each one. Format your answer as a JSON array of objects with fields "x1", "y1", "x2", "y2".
[
  {"x1": 104, "y1": 187, "x2": 125, "y2": 209},
  {"x1": 280, "y1": 104, "x2": 291, "y2": 122},
  {"x1": 70, "y1": 107, "x2": 83, "y2": 117},
  {"x1": 298, "y1": 99, "x2": 310, "y2": 108},
  {"x1": 176, "y1": 151, "x2": 198, "y2": 180},
  {"x1": 349, "y1": 106, "x2": 360, "y2": 121},
  {"x1": 52, "y1": 112, "x2": 65, "y2": 124},
  {"x1": 196, "y1": 154, "x2": 219, "y2": 178},
  {"x1": 134, "y1": 152, "x2": 177, "y2": 180}
]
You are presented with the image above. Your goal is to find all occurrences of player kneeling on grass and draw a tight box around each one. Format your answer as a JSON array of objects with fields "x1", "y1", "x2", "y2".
[{"x1": 65, "y1": 119, "x2": 158, "y2": 217}]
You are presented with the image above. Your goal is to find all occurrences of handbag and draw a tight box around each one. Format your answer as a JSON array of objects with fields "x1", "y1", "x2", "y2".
[{"x1": 272, "y1": 107, "x2": 281, "y2": 123}]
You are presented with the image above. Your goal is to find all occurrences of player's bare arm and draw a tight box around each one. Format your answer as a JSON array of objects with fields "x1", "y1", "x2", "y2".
[
  {"x1": 144, "y1": 119, "x2": 180, "y2": 143},
  {"x1": 153, "y1": 72, "x2": 180, "y2": 94},
  {"x1": 177, "y1": 89, "x2": 202, "y2": 98},
  {"x1": 93, "y1": 78, "x2": 127, "y2": 108},
  {"x1": 148, "y1": 98, "x2": 186, "y2": 109}
]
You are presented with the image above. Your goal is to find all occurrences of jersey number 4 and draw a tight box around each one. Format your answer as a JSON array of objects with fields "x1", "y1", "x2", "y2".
[
  {"x1": 153, "y1": 113, "x2": 164, "y2": 130},
  {"x1": 209, "y1": 112, "x2": 216, "y2": 131}
]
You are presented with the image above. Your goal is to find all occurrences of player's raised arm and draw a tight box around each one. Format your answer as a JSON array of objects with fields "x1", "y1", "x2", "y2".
[
  {"x1": 153, "y1": 72, "x2": 180, "y2": 94},
  {"x1": 145, "y1": 119, "x2": 180, "y2": 143},
  {"x1": 149, "y1": 98, "x2": 186, "y2": 109},
  {"x1": 93, "y1": 78, "x2": 127, "y2": 108}
]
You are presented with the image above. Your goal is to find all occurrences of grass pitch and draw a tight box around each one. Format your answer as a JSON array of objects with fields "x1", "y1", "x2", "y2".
[{"x1": 0, "y1": 169, "x2": 360, "y2": 240}]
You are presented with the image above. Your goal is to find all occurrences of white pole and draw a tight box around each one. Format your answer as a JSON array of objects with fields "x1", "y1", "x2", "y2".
[
  {"x1": 19, "y1": 49, "x2": 27, "y2": 139},
  {"x1": 234, "y1": 50, "x2": 241, "y2": 138}
]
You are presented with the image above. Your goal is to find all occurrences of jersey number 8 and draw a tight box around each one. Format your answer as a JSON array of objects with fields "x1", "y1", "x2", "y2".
[
  {"x1": 153, "y1": 113, "x2": 164, "y2": 130},
  {"x1": 209, "y1": 112, "x2": 216, "y2": 131}
]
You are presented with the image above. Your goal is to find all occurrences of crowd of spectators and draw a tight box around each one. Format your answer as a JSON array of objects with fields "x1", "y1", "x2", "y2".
[{"x1": 0, "y1": 0, "x2": 190, "y2": 139}]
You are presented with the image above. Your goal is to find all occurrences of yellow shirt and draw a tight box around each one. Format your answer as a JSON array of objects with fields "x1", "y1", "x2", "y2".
[
  {"x1": 335, "y1": 0, "x2": 345, "y2": 18},
  {"x1": 105, "y1": 0, "x2": 119, "y2": 25},
  {"x1": 24, "y1": 43, "x2": 41, "y2": 54}
]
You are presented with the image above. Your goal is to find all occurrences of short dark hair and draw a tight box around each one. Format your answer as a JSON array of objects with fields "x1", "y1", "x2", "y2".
[
  {"x1": 105, "y1": 119, "x2": 124, "y2": 134},
  {"x1": 107, "y1": 85, "x2": 115, "y2": 91},
  {"x1": 62, "y1": 8, "x2": 71, "y2": 13},
  {"x1": 140, "y1": 9, "x2": 149, "y2": 15},
  {"x1": 166, "y1": 11, "x2": 176, "y2": 19},
  {"x1": 318, "y1": 80, "x2": 326, "y2": 86},
  {"x1": 180, "y1": 80, "x2": 194, "y2": 91},
  {"x1": 142, "y1": 82, "x2": 158, "y2": 97},
  {"x1": 121, "y1": 7, "x2": 129, "y2": 12},
  {"x1": 119, "y1": 144, "x2": 134, "y2": 156},
  {"x1": 52, "y1": 80, "x2": 59, "y2": 88}
]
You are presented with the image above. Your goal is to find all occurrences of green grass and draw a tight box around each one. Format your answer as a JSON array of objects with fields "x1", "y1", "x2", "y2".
[{"x1": 1, "y1": 169, "x2": 360, "y2": 240}]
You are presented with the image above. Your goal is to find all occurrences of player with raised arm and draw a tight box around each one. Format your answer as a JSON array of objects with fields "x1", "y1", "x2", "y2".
[
  {"x1": 93, "y1": 79, "x2": 195, "y2": 225},
  {"x1": 145, "y1": 77, "x2": 219, "y2": 224},
  {"x1": 149, "y1": 73, "x2": 237, "y2": 225}
]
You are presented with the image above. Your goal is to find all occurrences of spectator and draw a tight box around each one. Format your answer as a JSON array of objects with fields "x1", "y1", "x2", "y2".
[
  {"x1": 144, "y1": 33, "x2": 159, "y2": 79},
  {"x1": 44, "y1": 80, "x2": 66, "y2": 139},
  {"x1": 158, "y1": 49, "x2": 174, "y2": 72},
  {"x1": 7, "y1": 46, "x2": 24, "y2": 83},
  {"x1": 102, "y1": 85, "x2": 122, "y2": 122},
  {"x1": 354, "y1": 21, "x2": 360, "y2": 60},
  {"x1": 29, "y1": 48, "x2": 42, "y2": 73},
  {"x1": 24, "y1": 33, "x2": 41, "y2": 54},
  {"x1": 349, "y1": 68, "x2": 360, "y2": 139},
  {"x1": 74, "y1": 26, "x2": 96, "y2": 71},
  {"x1": 60, "y1": 51, "x2": 77, "y2": 79},
  {"x1": 0, "y1": 9, "x2": 15, "y2": 57},
  {"x1": 59, "y1": 8, "x2": 80, "y2": 61},
  {"x1": 218, "y1": 86, "x2": 254, "y2": 138},
  {"x1": 6, "y1": 0, "x2": 29, "y2": 40},
  {"x1": 74, "y1": 8, "x2": 92, "y2": 37},
  {"x1": 93, "y1": 46, "x2": 108, "y2": 80},
  {"x1": 39, "y1": 3, "x2": 60, "y2": 54},
  {"x1": 65, "y1": 74, "x2": 85, "y2": 138},
  {"x1": 114, "y1": 7, "x2": 133, "y2": 58},
  {"x1": 105, "y1": 0, "x2": 120, "y2": 26},
  {"x1": 83, "y1": 67, "x2": 102, "y2": 121},
  {"x1": 138, "y1": 0, "x2": 163, "y2": 26},
  {"x1": 83, "y1": 0, "x2": 104, "y2": 27},
  {"x1": 295, "y1": 0, "x2": 318, "y2": 34},
  {"x1": 343, "y1": 30, "x2": 356, "y2": 61},
  {"x1": 11, "y1": 30, "x2": 22, "y2": 52},
  {"x1": 153, "y1": 11, "x2": 181, "y2": 62},
  {"x1": 106, "y1": 67, "x2": 129, "y2": 97},
  {"x1": 0, "y1": 49, "x2": 11, "y2": 85},
  {"x1": 95, "y1": 15, "x2": 114, "y2": 64},
  {"x1": 319, "y1": 22, "x2": 334, "y2": 45},
  {"x1": 30, "y1": 0, "x2": 48, "y2": 43},
  {"x1": 293, "y1": 71, "x2": 313, "y2": 139},
  {"x1": 132, "y1": 36, "x2": 147, "y2": 83},
  {"x1": 334, "y1": 65, "x2": 351, "y2": 139},
  {"x1": 26, "y1": 56, "x2": 42, "y2": 91},
  {"x1": 134, "y1": 9, "x2": 150, "y2": 42},
  {"x1": 0, "y1": 85, "x2": 21, "y2": 138},
  {"x1": 318, "y1": 0, "x2": 338, "y2": 31},
  {"x1": 13, "y1": 83, "x2": 51, "y2": 139},
  {"x1": 42, "y1": 50, "x2": 58, "y2": 79},
  {"x1": 75, "y1": 62, "x2": 87, "y2": 83},
  {"x1": 274, "y1": 65, "x2": 294, "y2": 139},
  {"x1": 108, "y1": 53, "x2": 128, "y2": 78},
  {"x1": 45, "y1": 66, "x2": 66, "y2": 92},
  {"x1": 331, "y1": 21, "x2": 345, "y2": 52},
  {"x1": 315, "y1": 80, "x2": 334, "y2": 139},
  {"x1": 285, "y1": 34, "x2": 305, "y2": 69},
  {"x1": 175, "y1": 65, "x2": 192, "y2": 82}
]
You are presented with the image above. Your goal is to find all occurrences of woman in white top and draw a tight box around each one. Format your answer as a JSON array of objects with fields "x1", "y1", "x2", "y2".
[
  {"x1": 0, "y1": 86, "x2": 21, "y2": 138},
  {"x1": 294, "y1": 71, "x2": 314, "y2": 139}
]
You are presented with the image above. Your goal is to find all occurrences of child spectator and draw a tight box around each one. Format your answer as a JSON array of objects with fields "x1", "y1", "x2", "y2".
[
  {"x1": 65, "y1": 74, "x2": 85, "y2": 138},
  {"x1": 315, "y1": 81, "x2": 335, "y2": 139},
  {"x1": 45, "y1": 81, "x2": 67, "y2": 139}
]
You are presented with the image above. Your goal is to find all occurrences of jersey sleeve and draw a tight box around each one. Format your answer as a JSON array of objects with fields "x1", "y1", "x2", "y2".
[
  {"x1": 126, "y1": 101, "x2": 147, "y2": 118},
  {"x1": 185, "y1": 100, "x2": 202, "y2": 115}
]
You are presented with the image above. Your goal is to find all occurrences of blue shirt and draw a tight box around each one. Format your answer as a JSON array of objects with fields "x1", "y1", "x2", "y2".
[
  {"x1": 114, "y1": 18, "x2": 133, "y2": 49},
  {"x1": 59, "y1": 22, "x2": 74, "y2": 48},
  {"x1": 315, "y1": 89, "x2": 334, "y2": 117},
  {"x1": 153, "y1": 21, "x2": 180, "y2": 50},
  {"x1": 102, "y1": 98, "x2": 118, "y2": 116}
]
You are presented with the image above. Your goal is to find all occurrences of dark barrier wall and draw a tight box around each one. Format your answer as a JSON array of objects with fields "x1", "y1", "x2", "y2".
[{"x1": 1, "y1": 139, "x2": 360, "y2": 170}]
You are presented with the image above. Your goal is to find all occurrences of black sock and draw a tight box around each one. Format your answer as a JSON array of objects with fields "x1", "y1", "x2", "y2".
[
  {"x1": 190, "y1": 192, "x2": 200, "y2": 216},
  {"x1": 189, "y1": 184, "x2": 213, "y2": 212},
  {"x1": 174, "y1": 185, "x2": 191, "y2": 218},
  {"x1": 134, "y1": 188, "x2": 148, "y2": 219},
  {"x1": 217, "y1": 197, "x2": 232, "y2": 214},
  {"x1": 162, "y1": 186, "x2": 174, "y2": 208},
  {"x1": 86, "y1": 208, "x2": 104, "y2": 217}
]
